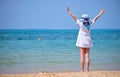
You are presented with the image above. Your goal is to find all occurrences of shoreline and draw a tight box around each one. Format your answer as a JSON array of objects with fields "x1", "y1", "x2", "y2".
[
  {"x1": 0, "y1": 65, "x2": 120, "y2": 74},
  {"x1": 0, "y1": 71, "x2": 120, "y2": 77}
]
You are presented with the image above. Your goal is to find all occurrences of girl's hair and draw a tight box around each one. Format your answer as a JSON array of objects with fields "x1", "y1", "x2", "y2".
[
  {"x1": 82, "y1": 18, "x2": 90, "y2": 26},
  {"x1": 81, "y1": 14, "x2": 90, "y2": 26}
]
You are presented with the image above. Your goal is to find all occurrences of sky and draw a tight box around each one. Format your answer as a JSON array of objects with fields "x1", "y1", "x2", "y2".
[{"x1": 0, "y1": 0, "x2": 120, "y2": 29}]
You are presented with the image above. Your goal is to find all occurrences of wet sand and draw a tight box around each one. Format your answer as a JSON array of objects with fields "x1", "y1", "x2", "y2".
[{"x1": 0, "y1": 71, "x2": 120, "y2": 77}]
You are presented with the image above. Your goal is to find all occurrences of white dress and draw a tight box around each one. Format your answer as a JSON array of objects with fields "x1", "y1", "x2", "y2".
[{"x1": 76, "y1": 19, "x2": 94, "y2": 48}]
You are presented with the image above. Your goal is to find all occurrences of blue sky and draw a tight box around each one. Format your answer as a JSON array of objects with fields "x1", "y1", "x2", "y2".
[{"x1": 0, "y1": 0, "x2": 120, "y2": 29}]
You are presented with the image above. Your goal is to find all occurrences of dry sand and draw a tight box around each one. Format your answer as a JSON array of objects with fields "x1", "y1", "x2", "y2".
[{"x1": 0, "y1": 71, "x2": 120, "y2": 77}]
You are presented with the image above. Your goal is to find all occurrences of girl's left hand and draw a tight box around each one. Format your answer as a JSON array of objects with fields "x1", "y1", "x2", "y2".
[{"x1": 66, "y1": 6, "x2": 70, "y2": 12}]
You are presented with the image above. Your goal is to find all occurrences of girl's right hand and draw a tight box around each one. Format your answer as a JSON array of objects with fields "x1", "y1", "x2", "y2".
[{"x1": 100, "y1": 9, "x2": 105, "y2": 15}]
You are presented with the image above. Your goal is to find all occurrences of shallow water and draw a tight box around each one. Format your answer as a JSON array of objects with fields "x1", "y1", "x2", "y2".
[{"x1": 0, "y1": 29, "x2": 120, "y2": 73}]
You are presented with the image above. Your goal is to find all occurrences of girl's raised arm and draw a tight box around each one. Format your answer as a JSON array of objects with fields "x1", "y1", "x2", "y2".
[
  {"x1": 93, "y1": 9, "x2": 105, "y2": 22},
  {"x1": 66, "y1": 7, "x2": 78, "y2": 22}
]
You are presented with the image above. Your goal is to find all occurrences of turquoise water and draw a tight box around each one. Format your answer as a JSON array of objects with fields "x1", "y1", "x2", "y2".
[{"x1": 0, "y1": 29, "x2": 120, "y2": 73}]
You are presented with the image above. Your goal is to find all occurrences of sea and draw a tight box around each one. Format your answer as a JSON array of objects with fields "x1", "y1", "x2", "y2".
[{"x1": 0, "y1": 29, "x2": 120, "y2": 74}]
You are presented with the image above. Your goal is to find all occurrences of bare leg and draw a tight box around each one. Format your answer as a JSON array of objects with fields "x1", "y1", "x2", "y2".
[
  {"x1": 80, "y1": 48, "x2": 86, "y2": 72},
  {"x1": 85, "y1": 48, "x2": 90, "y2": 72}
]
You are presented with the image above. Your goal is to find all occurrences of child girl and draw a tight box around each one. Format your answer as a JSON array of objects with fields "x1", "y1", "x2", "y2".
[{"x1": 66, "y1": 7, "x2": 104, "y2": 72}]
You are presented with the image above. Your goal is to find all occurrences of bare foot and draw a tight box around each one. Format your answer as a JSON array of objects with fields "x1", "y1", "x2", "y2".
[
  {"x1": 81, "y1": 70, "x2": 84, "y2": 72},
  {"x1": 86, "y1": 70, "x2": 89, "y2": 72}
]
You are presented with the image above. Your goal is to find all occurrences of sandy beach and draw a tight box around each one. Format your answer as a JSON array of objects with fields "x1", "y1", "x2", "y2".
[{"x1": 0, "y1": 71, "x2": 120, "y2": 77}]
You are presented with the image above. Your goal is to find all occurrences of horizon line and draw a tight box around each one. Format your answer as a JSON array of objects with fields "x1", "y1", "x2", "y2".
[{"x1": 0, "y1": 28, "x2": 120, "y2": 30}]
